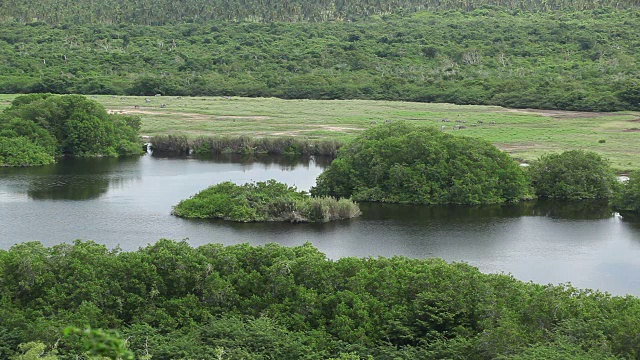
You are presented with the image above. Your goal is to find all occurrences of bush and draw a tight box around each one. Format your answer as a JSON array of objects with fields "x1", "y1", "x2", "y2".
[
  {"x1": 172, "y1": 179, "x2": 360, "y2": 222},
  {"x1": 311, "y1": 122, "x2": 529, "y2": 205},
  {"x1": 612, "y1": 171, "x2": 640, "y2": 213},
  {"x1": 0, "y1": 94, "x2": 143, "y2": 165},
  {"x1": 528, "y1": 150, "x2": 618, "y2": 200},
  {"x1": 0, "y1": 136, "x2": 55, "y2": 166}
]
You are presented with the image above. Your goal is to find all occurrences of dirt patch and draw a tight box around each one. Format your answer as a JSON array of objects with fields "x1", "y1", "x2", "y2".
[
  {"x1": 216, "y1": 115, "x2": 270, "y2": 120},
  {"x1": 630, "y1": 118, "x2": 640, "y2": 122},
  {"x1": 623, "y1": 128, "x2": 640, "y2": 132},
  {"x1": 318, "y1": 126, "x2": 363, "y2": 132},
  {"x1": 502, "y1": 108, "x2": 626, "y2": 119}
]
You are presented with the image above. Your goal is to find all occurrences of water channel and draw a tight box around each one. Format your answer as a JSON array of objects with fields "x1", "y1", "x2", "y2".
[{"x1": 1, "y1": 154, "x2": 639, "y2": 296}]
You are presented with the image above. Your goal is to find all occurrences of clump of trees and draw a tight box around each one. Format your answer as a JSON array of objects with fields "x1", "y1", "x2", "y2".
[
  {"x1": 0, "y1": 94, "x2": 142, "y2": 166},
  {"x1": 311, "y1": 122, "x2": 529, "y2": 205},
  {"x1": 613, "y1": 171, "x2": 640, "y2": 213},
  {"x1": 172, "y1": 179, "x2": 361, "y2": 222},
  {"x1": 528, "y1": 150, "x2": 618, "y2": 200},
  {"x1": 0, "y1": 240, "x2": 639, "y2": 359}
]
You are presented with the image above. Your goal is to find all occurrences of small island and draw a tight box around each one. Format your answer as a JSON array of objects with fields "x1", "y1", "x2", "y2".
[{"x1": 172, "y1": 179, "x2": 361, "y2": 222}]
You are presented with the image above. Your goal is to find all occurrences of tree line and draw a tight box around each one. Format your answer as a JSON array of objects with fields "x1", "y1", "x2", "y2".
[
  {"x1": 0, "y1": 9, "x2": 639, "y2": 111},
  {"x1": 1, "y1": 0, "x2": 640, "y2": 24},
  {"x1": 1, "y1": 240, "x2": 639, "y2": 359}
]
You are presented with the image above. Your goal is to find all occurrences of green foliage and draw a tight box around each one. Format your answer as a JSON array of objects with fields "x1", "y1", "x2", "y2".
[
  {"x1": 0, "y1": 240, "x2": 639, "y2": 359},
  {"x1": 311, "y1": 122, "x2": 528, "y2": 204},
  {"x1": 0, "y1": 10, "x2": 640, "y2": 111},
  {"x1": 1, "y1": 0, "x2": 640, "y2": 24},
  {"x1": 0, "y1": 94, "x2": 143, "y2": 166},
  {"x1": 154, "y1": 134, "x2": 343, "y2": 157},
  {"x1": 12, "y1": 342, "x2": 58, "y2": 360},
  {"x1": 528, "y1": 150, "x2": 618, "y2": 200},
  {"x1": 612, "y1": 171, "x2": 640, "y2": 213},
  {"x1": 63, "y1": 327, "x2": 134, "y2": 360},
  {"x1": 172, "y1": 179, "x2": 361, "y2": 222},
  {"x1": 0, "y1": 136, "x2": 54, "y2": 166}
]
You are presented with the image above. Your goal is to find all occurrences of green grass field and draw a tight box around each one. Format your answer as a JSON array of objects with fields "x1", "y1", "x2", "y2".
[{"x1": 1, "y1": 94, "x2": 638, "y2": 171}]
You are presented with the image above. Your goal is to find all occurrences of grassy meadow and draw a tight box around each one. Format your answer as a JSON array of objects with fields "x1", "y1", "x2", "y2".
[{"x1": 1, "y1": 94, "x2": 637, "y2": 171}]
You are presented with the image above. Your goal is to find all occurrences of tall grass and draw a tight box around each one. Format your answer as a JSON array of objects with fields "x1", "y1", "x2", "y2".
[
  {"x1": 294, "y1": 197, "x2": 362, "y2": 222},
  {"x1": 151, "y1": 135, "x2": 343, "y2": 157}
]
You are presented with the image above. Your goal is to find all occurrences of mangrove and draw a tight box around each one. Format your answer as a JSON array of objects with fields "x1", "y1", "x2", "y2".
[
  {"x1": 311, "y1": 122, "x2": 530, "y2": 205},
  {"x1": 172, "y1": 179, "x2": 361, "y2": 222},
  {"x1": 0, "y1": 94, "x2": 143, "y2": 166}
]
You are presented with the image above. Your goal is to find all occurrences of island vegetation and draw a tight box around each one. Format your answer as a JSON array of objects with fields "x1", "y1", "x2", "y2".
[
  {"x1": 613, "y1": 171, "x2": 640, "y2": 213},
  {"x1": 1, "y1": 240, "x2": 639, "y2": 359},
  {"x1": 527, "y1": 150, "x2": 619, "y2": 200},
  {"x1": 311, "y1": 122, "x2": 529, "y2": 205},
  {"x1": 151, "y1": 134, "x2": 343, "y2": 157},
  {"x1": 0, "y1": 94, "x2": 143, "y2": 166},
  {"x1": 172, "y1": 179, "x2": 361, "y2": 222}
]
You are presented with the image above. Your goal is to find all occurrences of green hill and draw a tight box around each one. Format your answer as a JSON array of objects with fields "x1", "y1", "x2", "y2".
[{"x1": 1, "y1": 9, "x2": 639, "y2": 111}]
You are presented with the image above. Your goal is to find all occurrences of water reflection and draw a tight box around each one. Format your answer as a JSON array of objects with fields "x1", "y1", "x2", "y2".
[
  {"x1": 0, "y1": 156, "x2": 143, "y2": 200},
  {"x1": 152, "y1": 153, "x2": 334, "y2": 170},
  {"x1": 358, "y1": 199, "x2": 614, "y2": 223}
]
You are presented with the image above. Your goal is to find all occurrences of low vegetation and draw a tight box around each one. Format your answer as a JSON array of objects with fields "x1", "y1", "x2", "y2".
[
  {"x1": 1, "y1": 240, "x2": 640, "y2": 359},
  {"x1": 528, "y1": 150, "x2": 618, "y2": 200},
  {"x1": 172, "y1": 179, "x2": 361, "y2": 222},
  {"x1": 152, "y1": 134, "x2": 343, "y2": 157},
  {"x1": 0, "y1": 94, "x2": 143, "y2": 166},
  {"x1": 613, "y1": 171, "x2": 640, "y2": 213},
  {"x1": 311, "y1": 122, "x2": 529, "y2": 204}
]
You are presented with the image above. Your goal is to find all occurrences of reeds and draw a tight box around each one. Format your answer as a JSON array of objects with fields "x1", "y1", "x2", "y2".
[
  {"x1": 150, "y1": 135, "x2": 343, "y2": 157},
  {"x1": 293, "y1": 197, "x2": 362, "y2": 222}
]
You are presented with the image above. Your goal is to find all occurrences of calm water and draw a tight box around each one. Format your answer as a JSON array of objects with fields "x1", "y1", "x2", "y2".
[{"x1": 1, "y1": 155, "x2": 640, "y2": 296}]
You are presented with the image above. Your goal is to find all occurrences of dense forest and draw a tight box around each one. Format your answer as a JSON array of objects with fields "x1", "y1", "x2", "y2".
[
  {"x1": 1, "y1": 240, "x2": 640, "y2": 359},
  {"x1": 2, "y1": 0, "x2": 640, "y2": 24},
  {"x1": 1, "y1": 9, "x2": 640, "y2": 111}
]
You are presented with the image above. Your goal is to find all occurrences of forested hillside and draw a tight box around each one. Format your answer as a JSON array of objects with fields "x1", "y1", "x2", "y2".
[
  {"x1": 1, "y1": 0, "x2": 640, "y2": 24},
  {"x1": 1, "y1": 240, "x2": 639, "y2": 359},
  {"x1": 1, "y1": 9, "x2": 640, "y2": 111}
]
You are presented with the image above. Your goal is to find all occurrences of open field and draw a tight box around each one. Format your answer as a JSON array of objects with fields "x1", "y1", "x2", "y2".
[{"x1": 1, "y1": 95, "x2": 638, "y2": 171}]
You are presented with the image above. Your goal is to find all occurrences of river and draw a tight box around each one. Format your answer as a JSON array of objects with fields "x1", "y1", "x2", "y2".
[{"x1": 1, "y1": 154, "x2": 639, "y2": 296}]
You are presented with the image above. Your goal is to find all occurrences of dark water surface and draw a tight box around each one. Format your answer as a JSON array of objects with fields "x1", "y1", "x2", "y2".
[{"x1": 1, "y1": 155, "x2": 640, "y2": 296}]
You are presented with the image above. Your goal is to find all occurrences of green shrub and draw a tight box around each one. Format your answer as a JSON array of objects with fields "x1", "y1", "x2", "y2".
[
  {"x1": 311, "y1": 122, "x2": 529, "y2": 205},
  {"x1": 528, "y1": 150, "x2": 618, "y2": 200},
  {"x1": 0, "y1": 136, "x2": 55, "y2": 166},
  {"x1": 0, "y1": 94, "x2": 143, "y2": 166},
  {"x1": 612, "y1": 171, "x2": 640, "y2": 213},
  {"x1": 172, "y1": 179, "x2": 360, "y2": 222}
]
